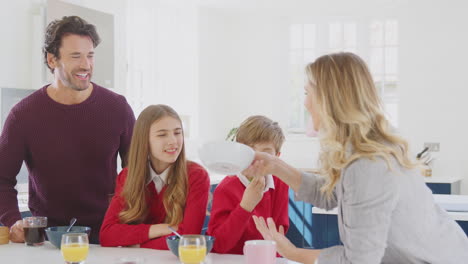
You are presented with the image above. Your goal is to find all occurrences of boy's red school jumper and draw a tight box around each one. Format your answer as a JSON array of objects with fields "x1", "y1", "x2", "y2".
[{"x1": 207, "y1": 175, "x2": 289, "y2": 254}]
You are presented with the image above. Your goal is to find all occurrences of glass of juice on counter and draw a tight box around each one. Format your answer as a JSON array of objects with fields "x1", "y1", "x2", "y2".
[
  {"x1": 23, "y1": 216, "x2": 47, "y2": 246},
  {"x1": 61, "y1": 233, "x2": 89, "y2": 264},
  {"x1": 178, "y1": 235, "x2": 206, "y2": 264}
]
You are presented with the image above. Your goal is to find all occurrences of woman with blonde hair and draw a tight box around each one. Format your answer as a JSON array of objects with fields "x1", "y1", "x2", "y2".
[
  {"x1": 248, "y1": 52, "x2": 468, "y2": 263},
  {"x1": 100, "y1": 104, "x2": 210, "y2": 249}
]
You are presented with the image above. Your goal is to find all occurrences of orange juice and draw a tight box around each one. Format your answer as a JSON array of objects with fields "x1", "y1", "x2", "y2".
[
  {"x1": 61, "y1": 243, "x2": 89, "y2": 262},
  {"x1": 0, "y1": 226, "x2": 9, "y2": 245},
  {"x1": 179, "y1": 245, "x2": 206, "y2": 263}
]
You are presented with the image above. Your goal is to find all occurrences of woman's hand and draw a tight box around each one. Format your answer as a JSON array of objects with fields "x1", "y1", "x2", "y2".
[
  {"x1": 245, "y1": 151, "x2": 303, "y2": 192},
  {"x1": 252, "y1": 216, "x2": 296, "y2": 258},
  {"x1": 253, "y1": 216, "x2": 320, "y2": 264},
  {"x1": 243, "y1": 151, "x2": 277, "y2": 178}
]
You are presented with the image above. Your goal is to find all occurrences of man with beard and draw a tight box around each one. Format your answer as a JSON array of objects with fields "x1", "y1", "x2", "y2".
[{"x1": 0, "y1": 16, "x2": 135, "y2": 244}]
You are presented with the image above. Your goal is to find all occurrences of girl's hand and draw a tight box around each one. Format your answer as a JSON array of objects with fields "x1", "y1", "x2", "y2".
[
  {"x1": 149, "y1": 223, "x2": 177, "y2": 239},
  {"x1": 126, "y1": 244, "x2": 140, "y2": 248}
]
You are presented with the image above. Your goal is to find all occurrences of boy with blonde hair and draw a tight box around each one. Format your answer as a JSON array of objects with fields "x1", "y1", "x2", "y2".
[{"x1": 207, "y1": 115, "x2": 289, "y2": 254}]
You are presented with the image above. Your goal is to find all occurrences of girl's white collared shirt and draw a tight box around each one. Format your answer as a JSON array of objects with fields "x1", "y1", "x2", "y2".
[
  {"x1": 148, "y1": 164, "x2": 169, "y2": 193},
  {"x1": 236, "y1": 173, "x2": 275, "y2": 193}
]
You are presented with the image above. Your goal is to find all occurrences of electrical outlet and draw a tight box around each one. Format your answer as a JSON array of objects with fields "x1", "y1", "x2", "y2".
[{"x1": 424, "y1": 142, "x2": 440, "y2": 152}]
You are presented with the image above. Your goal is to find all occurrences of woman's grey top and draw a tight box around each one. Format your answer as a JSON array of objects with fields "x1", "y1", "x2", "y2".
[{"x1": 297, "y1": 157, "x2": 468, "y2": 264}]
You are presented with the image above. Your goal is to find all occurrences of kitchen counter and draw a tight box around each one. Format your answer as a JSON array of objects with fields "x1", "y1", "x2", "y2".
[
  {"x1": 424, "y1": 176, "x2": 463, "y2": 184},
  {"x1": 309, "y1": 194, "x2": 468, "y2": 248},
  {"x1": 312, "y1": 194, "x2": 468, "y2": 221},
  {"x1": 0, "y1": 241, "x2": 299, "y2": 264}
]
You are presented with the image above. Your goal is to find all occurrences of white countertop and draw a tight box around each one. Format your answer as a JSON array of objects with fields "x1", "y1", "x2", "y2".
[
  {"x1": 312, "y1": 208, "x2": 468, "y2": 221},
  {"x1": 312, "y1": 207, "x2": 339, "y2": 215},
  {"x1": 312, "y1": 194, "x2": 468, "y2": 221},
  {"x1": 423, "y1": 176, "x2": 464, "y2": 184},
  {"x1": 297, "y1": 168, "x2": 464, "y2": 184},
  {"x1": 0, "y1": 242, "x2": 299, "y2": 264},
  {"x1": 433, "y1": 194, "x2": 468, "y2": 215}
]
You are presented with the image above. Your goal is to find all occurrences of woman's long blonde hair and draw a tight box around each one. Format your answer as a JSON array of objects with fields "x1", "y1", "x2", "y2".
[
  {"x1": 119, "y1": 105, "x2": 188, "y2": 226},
  {"x1": 306, "y1": 52, "x2": 415, "y2": 196}
]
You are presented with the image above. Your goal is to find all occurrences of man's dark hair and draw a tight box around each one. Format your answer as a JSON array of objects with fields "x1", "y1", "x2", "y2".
[{"x1": 43, "y1": 16, "x2": 101, "y2": 73}]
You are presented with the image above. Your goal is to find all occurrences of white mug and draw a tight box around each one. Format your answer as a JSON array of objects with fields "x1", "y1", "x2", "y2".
[{"x1": 244, "y1": 240, "x2": 276, "y2": 264}]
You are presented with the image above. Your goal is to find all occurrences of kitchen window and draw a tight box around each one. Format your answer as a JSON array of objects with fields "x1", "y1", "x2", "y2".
[{"x1": 288, "y1": 19, "x2": 399, "y2": 134}]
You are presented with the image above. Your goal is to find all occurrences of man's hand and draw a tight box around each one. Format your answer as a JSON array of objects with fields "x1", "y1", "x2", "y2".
[{"x1": 9, "y1": 220, "x2": 24, "y2": 243}]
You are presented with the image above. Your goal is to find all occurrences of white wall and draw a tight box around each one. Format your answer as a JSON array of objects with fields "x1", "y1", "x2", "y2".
[
  {"x1": 198, "y1": 7, "x2": 322, "y2": 169},
  {"x1": 58, "y1": 0, "x2": 127, "y2": 94},
  {"x1": 198, "y1": 0, "x2": 468, "y2": 194},
  {"x1": 125, "y1": 1, "x2": 199, "y2": 138},
  {"x1": 0, "y1": 0, "x2": 127, "y2": 91},
  {"x1": 399, "y1": 0, "x2": 468, "y2": 193},
  {"x1": 197, "y1": 2, "x2": 393, "y2": 170},
  {"x1": 198, "y1": 8, "x2": 290, "y2": 140},
  {"x1": 3, "y1": 0, "x2": 468, "y2": 192},
  {"x1": 0, "y1": 0, "x2": 40, "y2": 89}
]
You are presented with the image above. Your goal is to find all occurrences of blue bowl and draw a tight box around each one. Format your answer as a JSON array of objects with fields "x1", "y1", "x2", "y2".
[
  {"x1": 45, "y1": 226, "x2": 91, "y2": 249},
  {"x1": 166, "y1": 235, "x2": 215, "y2": 257}
]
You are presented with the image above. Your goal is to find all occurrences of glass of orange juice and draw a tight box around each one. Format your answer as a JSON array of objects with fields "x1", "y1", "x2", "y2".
[
  {"x1": 178, "y1": 235, "x2": 206, "y2": 264},
  {"x1": 61, "y1": 233, "x2": 89, "y2": 264}
]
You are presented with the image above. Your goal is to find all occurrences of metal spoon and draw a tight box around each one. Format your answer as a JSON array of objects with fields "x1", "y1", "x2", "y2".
[
  {"x1": 66, "y1": 217, "x2": 77, "y2": 232},
  {"x1": 168, "y1": 226, "x2": 182, "y2": 238}
]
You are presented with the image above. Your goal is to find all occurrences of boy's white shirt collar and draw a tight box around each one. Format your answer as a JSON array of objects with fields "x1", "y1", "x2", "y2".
[
  {"x1": 236, "y1": 173, "x2": 275, "y2": 193},
  {"x1": 147, "y1": 163, "x2": 170, "y2": 193}
]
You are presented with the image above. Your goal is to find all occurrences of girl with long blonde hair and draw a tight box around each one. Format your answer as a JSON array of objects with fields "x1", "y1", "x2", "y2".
[
  {"x1": 248, "y1": 53, "x2": 468, "y2": 263},
  {"x1": 100, "y1": 105, "x2": 210, "y2": 249}
]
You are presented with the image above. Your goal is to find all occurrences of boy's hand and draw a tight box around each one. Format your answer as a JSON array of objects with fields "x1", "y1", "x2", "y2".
[{"x1": 240, "y1": 176, "x2": 266, "y2": 212}]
